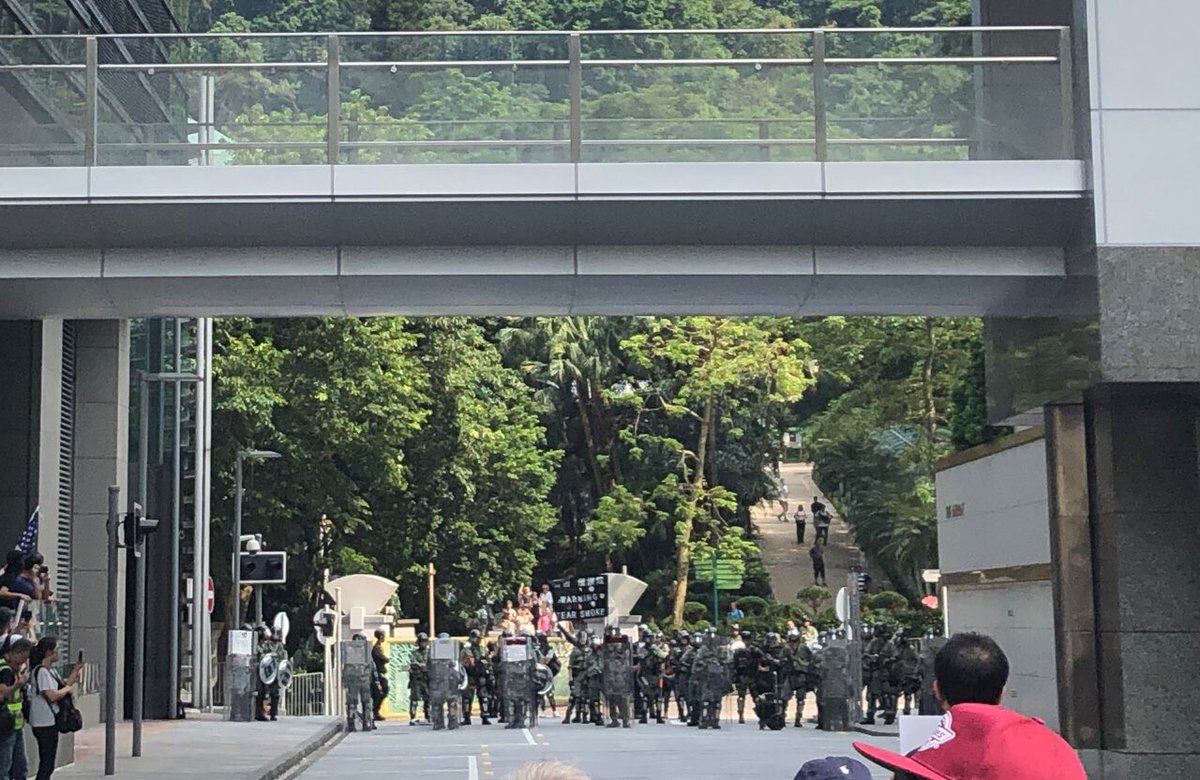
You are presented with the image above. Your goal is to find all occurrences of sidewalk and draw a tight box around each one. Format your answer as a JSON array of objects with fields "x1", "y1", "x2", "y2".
[{"x1": 56, "y1": 714, "x2": 341, "y2": 779}]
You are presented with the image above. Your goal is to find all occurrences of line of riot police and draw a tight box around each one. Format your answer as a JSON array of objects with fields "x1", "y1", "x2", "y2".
[
  {"x1": 403, "y1": 629, "x2": 558, "y2": 731},
  {"x1": 860, "y1": 624, "x2": 945, "y2": 726},
  {"x1": 398, "y1": 622, "x2": 946, "y2": 732}
]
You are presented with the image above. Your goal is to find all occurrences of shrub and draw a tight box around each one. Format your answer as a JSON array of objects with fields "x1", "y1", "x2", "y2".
[
  {"x1": 682, "y1": 601, "x2": 709, "y2": 623},
  {"x1": 768, "y1": 602, "x2": 812, "y2": 623},
  {"x1": 796, "y1": 585, "x2": 832, "y2": 616},
  {"x1": 866, "y1": 591, "x2": 910, "y2": 611},
  {"x1": 735, "y1": 595, "x2": 769, "y2": 616}
]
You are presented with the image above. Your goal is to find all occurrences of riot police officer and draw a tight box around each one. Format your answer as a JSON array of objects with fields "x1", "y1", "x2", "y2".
[
  {"x1": 692, "y1": 628, "x2": 730, "y2": 729},
  {"x1": 559, "y1": 626, "x2": 594, "y2": 725},
  {"x1": 461, "y1": 629, "x2": 492, "y2": 726},
  {"x1": 672, "y1": 631, "x2": 692, "y2": 723},
  {"x1": 409, "y1": 632, "x2": 431, "y2": 724},
  {"x1": 786, "y1": 629, "x2": 816, "y2": 727},
  {"x1": 636, "y1": 631, "x2": 667, "y2": 724},
  {"x1": 731, "y1": 629, "x2": 761, "y2": 724},
  {"x1": 893, "y1": 628, "x2": 921, "y2": 716},
  {"x1": 255, "y1": 625, "x2": 284, "y2": 722},
  {"x1": 536, "y1": 631, "x2": 560, "y2": 717},
  {"x1": 661, "y1": 631, "x2": 686, "y2": 722},
  {"x1": 862, "y1": 624, "x2": 899, "y2": 725},
  {"x1": 343, "y1": 634, "x2": 376, "y2": 732},
  {"x1": 600, "y1": 626, "x2": 633, "y2": 728}
]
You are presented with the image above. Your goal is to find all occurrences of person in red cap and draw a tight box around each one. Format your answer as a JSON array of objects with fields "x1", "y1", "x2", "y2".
[{"x1": 852, "y1": 633, "x2": 1085, "y2": 780}]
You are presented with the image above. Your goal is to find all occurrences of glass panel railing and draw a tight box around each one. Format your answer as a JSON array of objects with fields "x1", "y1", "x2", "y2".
[{"x1": 0, "y1": 27, "x2": 1076, "y2": 166}]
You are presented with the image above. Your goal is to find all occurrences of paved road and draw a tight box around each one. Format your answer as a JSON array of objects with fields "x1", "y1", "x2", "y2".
[
  {"x1": 757, "y1": 462, "x2": 858, "y2": 603},
  {"x1": 296, "y1": 716, "x2": 896, "y2": 780}
]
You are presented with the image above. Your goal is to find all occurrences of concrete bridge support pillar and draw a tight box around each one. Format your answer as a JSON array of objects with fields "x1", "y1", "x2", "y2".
[{"x1": 70, "y1": 320, "x2": 131, "y2": 721}]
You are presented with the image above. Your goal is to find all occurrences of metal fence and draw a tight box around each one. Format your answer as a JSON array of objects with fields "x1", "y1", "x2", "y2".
[
  {"x1": 283, "y1": 671, "x2": 325, "y2": 717},
  {"x1": 0, "y1": 26, "x2": 1075, "y2": 166}
]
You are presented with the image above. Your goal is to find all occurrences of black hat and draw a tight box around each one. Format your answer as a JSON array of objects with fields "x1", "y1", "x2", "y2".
[{"x1": 794, "y1": 757, "x2": 872, "y2": 780}]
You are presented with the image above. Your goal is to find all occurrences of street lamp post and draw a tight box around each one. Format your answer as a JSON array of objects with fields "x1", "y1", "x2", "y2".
[{"x1": 233, "y1": 450, "x2": 280, "y2": 627}]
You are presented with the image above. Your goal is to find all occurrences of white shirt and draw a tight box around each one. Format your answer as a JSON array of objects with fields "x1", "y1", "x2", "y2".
[
  {"x1": 30, "y1": 666, "x2": 61, "y2": 728},
  {"x1": 539, "y1": 591, "x2": 554, "y2": 609}
]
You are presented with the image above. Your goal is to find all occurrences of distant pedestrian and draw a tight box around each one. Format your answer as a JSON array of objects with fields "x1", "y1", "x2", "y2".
[
  {"x1": 777, "y1": 480, "x2": 790, "y2": 521},
  {"x1": 814, "y1": 507, "x2": 832, "y2": 546},
  {"x1": 794, "y1": 756, "x2": 872, "y2": 780},
  {"x1": 793, "y1": 507, "x2": 807, "y2": 544},
  {"x1": 854, "y1": 632, "x2": 1086, "y2": 780},
  {"x1": 809, "y1": 543, "x2": 826, "y2": 586},
  {"x1": 727, "y1": 602, "x2": 745, "y2": 621}
]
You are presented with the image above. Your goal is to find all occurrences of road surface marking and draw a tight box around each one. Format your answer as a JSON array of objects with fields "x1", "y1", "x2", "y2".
[
  {"x1": 468, "y1": 755, "x2": 479, "y2": 780},
  {"x1": 522, "y1": 728, "x2": 536, "y2": 745}
]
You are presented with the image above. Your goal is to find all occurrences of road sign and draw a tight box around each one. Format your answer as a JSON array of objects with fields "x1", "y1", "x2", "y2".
[
  {"x1": 552, "y1": 576, "x2": 609, "y2": 622},
  {"x1": 206, "y1": 576, "x2": 215, "y2": 615},
  {"x1": 835, "y1": 586, "x2": 849, "y2": 623},
  {"x1": 921, "y1": 569, "x2": 941, "y2": 584}
]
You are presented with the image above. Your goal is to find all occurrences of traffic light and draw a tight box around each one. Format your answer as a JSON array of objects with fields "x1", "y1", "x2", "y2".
[
  {"x1": 856, "y1": 572, "x2": 869, "y2": 594},
  {"x1": 123, "y1": 502, "x2": 160, "y2": 553},
  {"x1": 239, "y1": 551, "x2": 287, "y2": 584},
  {"x1": 314, "y1": 609, "x2": 336, "y2": 642}
]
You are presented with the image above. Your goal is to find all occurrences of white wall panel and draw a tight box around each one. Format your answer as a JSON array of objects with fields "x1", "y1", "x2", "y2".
[
  {"x1": 947, "y1": 582, "x2": 1059, "y2": 730},
  {"x1": 936, "y1": 438, "x2": 1051, "y2": 573},
  {"x1": 1093, "y1": 0, "x2": 1200, "y2": 110},
  {"x1": 1098, "y1": 111, "x2": 1200, "y2": 246}
]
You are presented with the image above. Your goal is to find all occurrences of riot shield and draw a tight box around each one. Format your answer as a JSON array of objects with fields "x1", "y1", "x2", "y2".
[
  {"x1": 817, "y1": 638, "x2": 854, "y2": 731},
  {"x1": 699, "y1": 636, "x2": 732, "y2": 701},
  {"x1": 429, "y1": 638, "x2": 464, "y2": 730},
  {"x1": 501, "y1": 637, "x2": 536, "y2": 728},
  {"x1": 601, "y1": 636, "x2": 633, "y2": 699},
  {"x1": 340, "y1": 640, "x2": 371, "y2": 687}
]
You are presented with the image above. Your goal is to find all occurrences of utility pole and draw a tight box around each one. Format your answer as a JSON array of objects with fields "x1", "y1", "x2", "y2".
[{"x1": 427, "y1": 562, "x2": 436, "y2": 635}]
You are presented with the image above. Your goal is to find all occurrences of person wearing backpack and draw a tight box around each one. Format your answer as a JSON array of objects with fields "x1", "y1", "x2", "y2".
[
  {"x1": 0, "y1": 637, "x2": 32, "y2": 779},
  {"x1": 29, "y1": 638, "x2": 80, "y2": 780}
]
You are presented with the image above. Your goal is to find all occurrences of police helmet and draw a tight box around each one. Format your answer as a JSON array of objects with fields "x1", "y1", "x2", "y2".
[
  {"x1": 468, "y1": 629, "x2": 482, "y2": 641},
  {"x1": 653, "y1": 631, "x2": 664, "y2": 641},
  {"x1": 676, "y1": 629, "x2": 689, "y2": 641},
  {"x1": 590, "y1": 635, "x2": 603, "y2": 647},
  {"x1": 764, "y1": 631, "x2": 780, "y2": 646},
  {"x1": 739, "y1": 629, "x2": 754, "y2": 642},
  {"x1": 787, "y1": 628, "x2": 801, "y2": 641},
  {"x1": 690, "y1": 633, "x2": 703, "y2": 647}
]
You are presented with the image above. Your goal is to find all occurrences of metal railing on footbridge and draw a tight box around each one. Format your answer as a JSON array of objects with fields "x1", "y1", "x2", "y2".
[{"x1": 0, "y1": 26, "x2": 1075, "y2": 167}]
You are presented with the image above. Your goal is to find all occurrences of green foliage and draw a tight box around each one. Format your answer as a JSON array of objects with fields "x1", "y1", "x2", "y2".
[
  {"x1": 583, "y1": 485, "x2": 648, "y2": 567},
  {"x1": 865, "y1": 590, "x2": 910, "y2": 611},
  {"x1": 796, "y1": 584, "x2": 832, "y2": 616},
  {"x1": 211, "y1": 317, "x2": 559, "y2": 633},
  {"x1": 682, "y1": 601, "x2": 710, "y2": 623},
  {"x1": 733, "y1": 595, "x2": 769, "y2": 615}
]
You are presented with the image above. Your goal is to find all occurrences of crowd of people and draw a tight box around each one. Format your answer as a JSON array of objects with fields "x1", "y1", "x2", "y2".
[
  {"x1": 495, "y1": 584, "x2": 557, "y2": 636},
  {"x1": 0, "y1": 549, "x2": 78, "y2": 780}
]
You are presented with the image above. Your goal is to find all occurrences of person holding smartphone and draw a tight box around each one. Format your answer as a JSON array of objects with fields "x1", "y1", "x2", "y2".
[{"x1": 29, "y1": 639, "x2": 80, "y2": 780}]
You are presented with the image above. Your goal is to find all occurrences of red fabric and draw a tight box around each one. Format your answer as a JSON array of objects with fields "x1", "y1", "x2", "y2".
[{"x1": 854, "y1": 703, "x2": 1087, "y2": 780}]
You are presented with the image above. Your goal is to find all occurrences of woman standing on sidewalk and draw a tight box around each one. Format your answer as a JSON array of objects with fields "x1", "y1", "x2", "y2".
[{"x1": 29, "y1": 637, "x2": 79, "y2": 780}]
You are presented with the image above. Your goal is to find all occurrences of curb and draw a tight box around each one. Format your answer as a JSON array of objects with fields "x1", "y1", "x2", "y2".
[
  {"x1": 253, "y1": 719, "x2": 344, "y2": 780},
  {"x1": 853, "y1": 724, "x2": 899, "y2": 738}
]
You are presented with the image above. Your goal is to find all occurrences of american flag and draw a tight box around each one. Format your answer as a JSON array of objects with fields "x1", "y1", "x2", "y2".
[{"x1": 16, "y1": 507, "x2": 38, "y2": 554}]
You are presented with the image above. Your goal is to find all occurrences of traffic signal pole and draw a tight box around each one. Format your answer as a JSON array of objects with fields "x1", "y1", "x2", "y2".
[{"x1": 712, "y1": 551, "x2": 719, "y2": 625}]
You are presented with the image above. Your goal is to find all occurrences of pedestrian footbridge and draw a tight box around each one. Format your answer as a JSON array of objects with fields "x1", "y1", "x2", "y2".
[{"x1": 0, "y1": 27, "x2": 1092, "y2": 317}]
